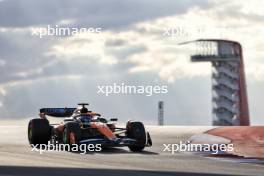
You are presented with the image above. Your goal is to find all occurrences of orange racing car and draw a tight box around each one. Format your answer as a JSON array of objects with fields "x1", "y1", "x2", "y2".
[{"x1": 28, "y1": 103, "x2": 152, "y2": 152}]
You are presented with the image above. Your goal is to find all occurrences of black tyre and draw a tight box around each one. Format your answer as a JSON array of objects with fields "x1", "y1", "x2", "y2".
[
  {"x1": 63, "y1": 122, "x2": 81, "y2": 145},
  {"x1": 28, "y1": 118, "x2": 51, "y2": 145},
  {"x1": 126, "y1": 121, "x2": 146, "y2": 152}
]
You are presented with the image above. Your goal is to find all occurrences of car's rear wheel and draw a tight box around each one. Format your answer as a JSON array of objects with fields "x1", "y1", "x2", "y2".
[
  {"x1": 28, "y1": 118, "x2": 51, "y2": 145},
  {"x1": 126, "y1": 121, "x2": 146, "y2": 152},
  {"x1": 63, "y1": 122, "x2": 81, "y2": 145}
]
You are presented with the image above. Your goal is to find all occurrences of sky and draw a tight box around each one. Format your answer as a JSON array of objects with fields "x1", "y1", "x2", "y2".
[{"x1": 0, "y1": 0, "x2": 263, "y2": 125}]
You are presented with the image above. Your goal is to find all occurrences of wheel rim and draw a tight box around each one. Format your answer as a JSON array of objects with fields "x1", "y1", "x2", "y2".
[{"x1": 69, "y1": 132, "x2": 76, "y2": 144}]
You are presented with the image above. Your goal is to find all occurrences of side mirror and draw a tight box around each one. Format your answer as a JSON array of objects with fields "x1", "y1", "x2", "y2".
[{"x1": 110, "y1": 118, "x2": 118, "y2": 122}]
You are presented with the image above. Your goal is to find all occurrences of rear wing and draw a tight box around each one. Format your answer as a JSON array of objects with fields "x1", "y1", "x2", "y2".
[{"x1": 40, "y1": 108, "x2": 76, "y2": 117}]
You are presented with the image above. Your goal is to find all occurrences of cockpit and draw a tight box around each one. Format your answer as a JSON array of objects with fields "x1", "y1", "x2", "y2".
[{"x1": 76, "y1": 115, "x2": 92, "y2": 125}]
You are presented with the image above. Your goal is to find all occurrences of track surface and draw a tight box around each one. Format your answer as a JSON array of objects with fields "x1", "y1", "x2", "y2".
[{"x1": 0, "y1": 122, "x2": 263, "y2": 176}]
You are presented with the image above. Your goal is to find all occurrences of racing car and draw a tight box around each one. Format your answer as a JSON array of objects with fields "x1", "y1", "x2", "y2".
[{"x1": 28, "y1": 103, "x2": 152, "y2": 152}]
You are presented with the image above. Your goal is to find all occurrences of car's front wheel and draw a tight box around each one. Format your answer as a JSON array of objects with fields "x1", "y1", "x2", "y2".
[{"x1": 126, "y1": 121, "x2": 146, "y2": 152}]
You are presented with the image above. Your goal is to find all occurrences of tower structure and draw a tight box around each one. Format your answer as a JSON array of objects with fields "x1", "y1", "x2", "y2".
[{"x1": 185, "y1": 39, "x2": 250, "y2": 126}]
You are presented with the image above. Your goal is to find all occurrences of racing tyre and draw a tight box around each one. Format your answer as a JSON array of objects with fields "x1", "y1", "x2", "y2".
[
  {"x1": 126, "y1": 121, "x2": 146, "y2": 152},
  {"x1": 28, "y1": 118, "x2": 51, "y2": 145},
  {"x1": 63, "y1": 122, "x2": 81, "y2": 145}
]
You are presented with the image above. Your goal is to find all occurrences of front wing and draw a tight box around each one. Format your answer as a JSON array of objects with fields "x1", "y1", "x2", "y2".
[{"x1": 79, "y1": 137, "x2": 137, "y2": 147}]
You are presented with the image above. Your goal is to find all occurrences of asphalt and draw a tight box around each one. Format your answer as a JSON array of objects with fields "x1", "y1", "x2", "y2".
[{"x1": 0, "y1": 121, "x2": 263, "y2": 176}]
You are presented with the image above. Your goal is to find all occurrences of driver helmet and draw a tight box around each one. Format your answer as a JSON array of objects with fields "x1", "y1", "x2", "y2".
[{"x1": 80, "y1": 107, "x2": 88, "y2": 114}]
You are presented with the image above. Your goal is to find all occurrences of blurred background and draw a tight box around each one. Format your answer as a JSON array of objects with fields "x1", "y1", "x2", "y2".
[{"x1": 0, "y1": 0, "x2": 263, "y2": 125}]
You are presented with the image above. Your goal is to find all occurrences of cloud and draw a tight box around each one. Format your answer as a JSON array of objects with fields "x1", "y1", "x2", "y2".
[
  {"x1": 1, "y1": 0, "x2": 262, "y2": 84},
  {"x1": 45, "y1": 32, "x2": 118, "y2": 65},
  {"x1": 0, "y1": 59, "x2": 5, "y2": 67},
  {"x1": 7, "y1": 0, "x2": 263, "y2": 84},
  {"x1": 42, "y1": 1, "x2": 264, "y2": 82},
  {"x1": 0, "y1": 0, "x2": 212, "y2": 28},
  {"x1": 0, "y1": 87, "x2": 6, "y2": 96}
]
